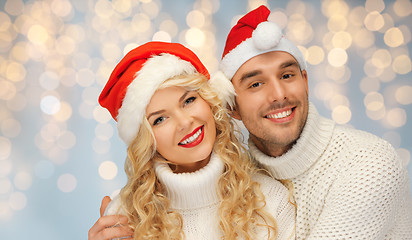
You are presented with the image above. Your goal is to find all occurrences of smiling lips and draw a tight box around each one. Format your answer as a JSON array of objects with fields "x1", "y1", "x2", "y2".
[
  {"x1": 265, "y1": 107, "x2": 294, "y2": 122},
  {"x1": 178, "y1": 125, "x2": 204, "y2": 148}
]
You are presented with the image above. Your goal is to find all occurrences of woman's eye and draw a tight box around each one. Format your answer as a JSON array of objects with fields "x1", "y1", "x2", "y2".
[
  {"x1": 184, "y1": 96, "x2": 196, "y2": 105},
  {"x1": 153, "y1": 116, "x2": 166, "y2": 126},
  {"x1": 249, "y1": 82, "x2": 262, "y2": 88}
]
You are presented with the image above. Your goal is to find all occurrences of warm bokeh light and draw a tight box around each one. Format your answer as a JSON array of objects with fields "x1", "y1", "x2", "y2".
[
  {"x1": 185, "y1": 27, "x2": 206, "y2": 48},
  {"x1": 332, "y1": 105, "x2": 352, "y2": 124},
  {"x1": 187, "y1": 10, "x2": 205, "y2": 28},
  {"x1": 306, "y1": 45, "x2": 325, "y2": 65},
  {"x1": 393, "y1": 0, "x2": 412, "y2": 17},
  {"x1": 392, "y1": 55, "x2": 412, "y2": 74},
  {"x1": 364, "y1": 11, "x2": 384, "y2": 31},
  {"x1": 328, "y1": 14, "x2": 348, "y2": 32},
  {"x1": 6, "y1": 62, "x2": 26, "y2": 82},
  {"x1": 159, "y1": 20, "x2": 178, "y2": 38},
  {"x1": 40, "y1": 95, "x2": 61, "y2": 115},
  {"x1": 0, "y1": 137, "x2": 11, "y2": 161},
  {"x1": 27, "y1": 25, "x2": 49, "y2": 45},
  {"x1": 57, "y1": 173, "x2": 77, "y2": 193},
  {"x1": 386, "y1": 108, "x2": 407, "y2": 128},
  {"x1": 269, "y1": 10, "x2": 288, "y2": 29},
  {"x1": 328, "y1": 48, "x2": 348, "y2": 67},
  {"x1": 0, "y1": 118, "x2": 21, "y2": 138},
  {"x1": 395, "y1": 85, "x2": 412, "y2": 105},
  {"x1": 99, "y1": 161, "x2": 118, "y2": 180},
  {"x1": 353, "y1": 28, "x2": 375, "y2": 48},
  {"x1": 332, "y1": 31, "x2": 352, "y2": 49},
  {"x1": 371, "y1": 49, "x2": 391, "y2": 68},
  {"x1": 13, "y1": 172, "x2": 32, "y2": 191},
  {"x1": 384, "y1": 27, "x2": 404, "y2": 47},
  {"x1": 152, "y1": 30, "x2": 172, "y2": 42}
]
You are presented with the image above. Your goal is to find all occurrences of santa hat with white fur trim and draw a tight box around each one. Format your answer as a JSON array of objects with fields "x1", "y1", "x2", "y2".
[
  {"x1": 99, "y1": 41, "x2": 235, "y2": 145},
  {"x1": 214, "y1": 5, "x2": 307, "y2": 104}
]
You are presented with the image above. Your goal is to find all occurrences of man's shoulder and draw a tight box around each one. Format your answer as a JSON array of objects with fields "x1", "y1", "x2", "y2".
[
  {"x1": 328, "y1": 124, "x2": 406, "y2": 175},
  {"x1": 333, "y1": 124, "x2": 395, "y2": 152}
]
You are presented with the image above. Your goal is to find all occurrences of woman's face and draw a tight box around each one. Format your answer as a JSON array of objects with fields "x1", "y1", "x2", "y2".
[{"x1": 146, "y1": 86, "x2": 216, "y2": 173}]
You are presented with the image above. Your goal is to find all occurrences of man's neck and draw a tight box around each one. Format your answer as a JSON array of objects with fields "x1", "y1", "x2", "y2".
[{"x1": 250, "y1": 135, "x2": 295, "y2": 158}]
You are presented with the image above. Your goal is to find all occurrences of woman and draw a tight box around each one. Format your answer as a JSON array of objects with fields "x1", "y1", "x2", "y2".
[{"x1": 89, "y1": 41, "x2": 295, "y2": 240}]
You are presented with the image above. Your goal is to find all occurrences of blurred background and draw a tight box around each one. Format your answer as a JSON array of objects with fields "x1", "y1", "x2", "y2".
[{"x1": 0, "y1": 0, "x2": 411, "y2": 239}]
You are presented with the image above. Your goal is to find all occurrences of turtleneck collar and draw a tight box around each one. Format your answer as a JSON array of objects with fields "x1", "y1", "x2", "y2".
[
  {"x1": 248, "y1": 102, "x2": 335, "y2": 179},
  {"x1": 154, "y1": 152, "x2": 224, "y2": 210}
]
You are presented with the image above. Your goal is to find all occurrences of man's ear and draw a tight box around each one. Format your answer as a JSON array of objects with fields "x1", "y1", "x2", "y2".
[
  {"x1": 230, "y1": 104, "x2": 242, "y2": 120},
  {"x1": 301, "y1": 70, "x2": 309, "y2": 95}
]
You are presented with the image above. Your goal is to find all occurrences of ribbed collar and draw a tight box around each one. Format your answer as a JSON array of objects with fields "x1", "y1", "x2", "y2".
[
  {"x1": 154, "y1": 152, "x2": 224, "y2": 210},
  {"x1": 248, "y1": 102, "x2": 335, "y2": 179}
]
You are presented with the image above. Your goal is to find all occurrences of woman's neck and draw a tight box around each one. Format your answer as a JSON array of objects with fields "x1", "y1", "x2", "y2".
[{"x1": 168, "y1": 155, "x2": 211, "y2": 173}]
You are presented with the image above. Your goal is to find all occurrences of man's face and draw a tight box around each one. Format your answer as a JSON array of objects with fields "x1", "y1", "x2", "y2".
[{"x1": 231, "y1": 51, "x2": 309, "y2": 157}]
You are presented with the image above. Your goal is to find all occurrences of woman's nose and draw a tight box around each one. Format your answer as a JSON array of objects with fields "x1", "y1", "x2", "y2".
[{"x1": 175, "y1": 110, "x2": 193, "y2": 131}]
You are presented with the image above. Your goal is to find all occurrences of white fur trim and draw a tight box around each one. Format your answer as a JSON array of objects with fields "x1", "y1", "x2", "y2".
[
  {"x1": 253, "y1": 22, "x2": 282, "y2": 50},
  {"x1": 209, "y1": 71, "x2": 236, "y2": 109},
  {"x1": 117, "y1": 53, "x2": 197, "y2": 145},
  {"x1": 220, "y1": 25, "x2": 307, "y2": 79}
]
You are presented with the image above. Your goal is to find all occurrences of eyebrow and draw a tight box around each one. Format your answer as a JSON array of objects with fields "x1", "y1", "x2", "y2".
[
  {"x1": 280, "y1": 60, "x2": 299, "y2": 69},
  {"x1": 146, "y1": 90, "x2": 190, "y2": 120},
  {"x1": 179, "y1": 90, "x2": 190, "y2": 102},
  {"x1": 147, "y1": 109, "x2": 165, "y2": 120},
  {"x1": 240, "y1": 70, "x2": 262, "y2": 83}
]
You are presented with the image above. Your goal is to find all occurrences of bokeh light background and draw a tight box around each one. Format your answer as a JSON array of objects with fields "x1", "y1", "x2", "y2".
[{"x1": 0, "y1": 0, "x2": 411, "y2": 239}]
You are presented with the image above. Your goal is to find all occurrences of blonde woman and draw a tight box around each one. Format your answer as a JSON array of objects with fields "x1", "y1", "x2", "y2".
[{"x1": 88, "y1": 41, "x2": 295, "y2": 240}]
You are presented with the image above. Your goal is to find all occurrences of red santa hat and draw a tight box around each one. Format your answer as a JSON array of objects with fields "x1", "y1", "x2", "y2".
[
  {"x1": 214, "y1": 5, "x2": 307, "y2": 103},
  {"x1": 99, "y1": 41, "x2": 235, "y2": 145}
]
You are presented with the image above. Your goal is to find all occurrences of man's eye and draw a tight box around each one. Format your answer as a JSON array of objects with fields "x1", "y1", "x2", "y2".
[
  {"x1": 184, "y1": 96, "x2": 196, "y2": 105},
  {"x1": 249, "y1": 82, "x2": 262, "y2": 88},
  {"x1": 153, "y1": 116, "x2": 166, "y2": 126},
  {"x1": 281, "y1": 74, "x2": 293, "y2": 79}
]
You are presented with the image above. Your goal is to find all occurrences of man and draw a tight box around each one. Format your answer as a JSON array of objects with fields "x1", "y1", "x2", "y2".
[{"x1": 215, "y1": 5, "x2": 412, "y2": 239}]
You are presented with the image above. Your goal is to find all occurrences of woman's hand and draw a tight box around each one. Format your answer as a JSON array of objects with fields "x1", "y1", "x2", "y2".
[{"x1": 88, "y1": 196, "x2": 133, "y2": 240}]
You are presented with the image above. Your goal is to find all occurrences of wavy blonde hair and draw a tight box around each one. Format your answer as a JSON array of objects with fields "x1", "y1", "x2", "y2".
[{"x1": 119, "y1": 73, "x2": 278, "y2": 239}]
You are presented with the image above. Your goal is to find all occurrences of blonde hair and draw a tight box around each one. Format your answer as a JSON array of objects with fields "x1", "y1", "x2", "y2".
[{"x1": 119, "y1": 73, "x2": 278, "y2": 239}]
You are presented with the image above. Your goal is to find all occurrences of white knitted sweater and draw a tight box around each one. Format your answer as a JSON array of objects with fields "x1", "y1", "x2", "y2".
[
  {"x1": 106, "y1": 153, "x2": 296, "y2": 239},
  {"x1": 249, "y1": 103, "x2": 412, "y2": 240}
]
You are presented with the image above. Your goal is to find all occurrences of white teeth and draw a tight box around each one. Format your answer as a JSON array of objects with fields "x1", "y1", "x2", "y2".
[
  {"x1": 179, "y1": 128, "x2": 202, "y2": 145},
  {"x1": 267, "y1": 109, "x2": 292, "y2": 119}
]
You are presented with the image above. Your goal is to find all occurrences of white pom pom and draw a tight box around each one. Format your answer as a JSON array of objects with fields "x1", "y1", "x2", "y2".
[
  {"x1": 252, "y1": 21, "x2": 283, "y2": 50},
  {"x1": 209, "y1": 71, "x2": 236, "y2": 109}
]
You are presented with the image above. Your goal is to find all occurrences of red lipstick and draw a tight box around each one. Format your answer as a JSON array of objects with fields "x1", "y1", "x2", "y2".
[{"x1": 178, "y1": 126, "x2": 204, "y2": 148}]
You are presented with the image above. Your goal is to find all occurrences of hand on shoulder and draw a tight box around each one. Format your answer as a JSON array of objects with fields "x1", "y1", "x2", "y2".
[{"x1": 88, "y1": 196, "x2": 133, "y2": 240}]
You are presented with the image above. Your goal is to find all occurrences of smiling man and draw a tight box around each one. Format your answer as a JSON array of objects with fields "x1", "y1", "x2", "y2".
[{"x1": 216, "y1": 5, "x2": 412, "y2": 240}]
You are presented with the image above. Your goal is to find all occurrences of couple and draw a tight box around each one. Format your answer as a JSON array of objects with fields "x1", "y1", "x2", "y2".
[{"x1": 89, "y1": 6, "x2": 412, "y2": 240}]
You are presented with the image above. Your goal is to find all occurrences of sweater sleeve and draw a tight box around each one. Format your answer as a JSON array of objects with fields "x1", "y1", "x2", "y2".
[
  {"x1": 306, "y1": 139, "x2": 412, "y2": 239},
  {"x1": 254, "y1": 173, "x2": 296, "y2": 240},
  {"x1": 103, "y1": 194, "x2": 126, "y2": 216}
]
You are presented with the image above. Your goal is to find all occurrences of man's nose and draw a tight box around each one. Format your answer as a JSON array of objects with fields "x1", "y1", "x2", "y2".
[{"x1": 267, "y1": 78, "x2": 286, "y2": 102}]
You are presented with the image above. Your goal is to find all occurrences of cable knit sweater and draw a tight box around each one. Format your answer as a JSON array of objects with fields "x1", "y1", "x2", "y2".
[
  {"x1": 105, "y1": 153, "x2": 296, "y2": 240},
  {"x1": 249, "y1": 102, "x2": 412, "y2": 240}
]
